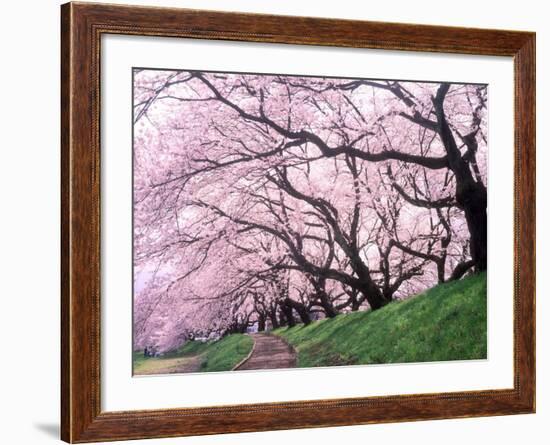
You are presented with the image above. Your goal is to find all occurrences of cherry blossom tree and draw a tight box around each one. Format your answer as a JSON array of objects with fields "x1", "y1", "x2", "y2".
[{"x1": 133, "y1": 69, "x2": 486, "y2": 352}]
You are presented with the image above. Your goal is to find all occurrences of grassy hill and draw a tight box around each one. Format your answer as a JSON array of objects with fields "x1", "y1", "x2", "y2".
[
  {"x1": 197, "y1": 334, "x2": 254, "y2": 372},
  {"x1": 273, "y1": 272, "x2": 487, "y2": 367},
  {"x1": 133, "y1": 333, "x2": 253, "y2": 375}
]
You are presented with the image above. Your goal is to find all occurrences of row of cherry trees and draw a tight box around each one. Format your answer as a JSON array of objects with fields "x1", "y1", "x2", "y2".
[{"x1": 133, "y1": 69, "x2": 487, "y2": 352}]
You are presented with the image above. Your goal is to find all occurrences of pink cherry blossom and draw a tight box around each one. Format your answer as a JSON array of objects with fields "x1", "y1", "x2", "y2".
[{"x1": 133, "y1": 69, "x2": 487, "y2": 352}]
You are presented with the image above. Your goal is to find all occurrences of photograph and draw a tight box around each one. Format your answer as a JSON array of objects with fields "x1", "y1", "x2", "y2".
[
  {"x1": 132, "y1": 69, "x2": 488, "y2": 376},
  {"x1": 1, "y1": 0, "x2": 542, "y2": 443}
]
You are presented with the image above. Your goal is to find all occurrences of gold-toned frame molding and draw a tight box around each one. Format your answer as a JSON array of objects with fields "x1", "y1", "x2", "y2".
[{"x1": 61, "y1": 2, "x2": 535, "y2": 442}]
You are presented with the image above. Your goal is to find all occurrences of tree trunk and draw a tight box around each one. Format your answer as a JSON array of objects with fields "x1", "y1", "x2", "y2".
[
  {"x1": 281, "y1": 303, "x2": 296, "y2": 328},
  {"x1": 269, "y1": 311, "x2": 280, "y2": 330},
  {"x1": 278, "y1": 309, "x2": 288, "y2": 327},
  {"x1": 346, "y1": 251, "x2": 390, "y2": 311},
  {"x1": 313, "y1": 279, "x2": 339, "y2": 318},
  {"x1": 257, "y1": 313, "x2": 266, "y2": 332},
  {"x1": 295, "y1": 305, "x2": 311, "y2": 325},
  {"x1": 358, "y1": 278, "x2": 390, "y2": 310},
  {"x1": 434, "y1": 84, "x2": 487, "y2": 273},
  {"x1": 457, "y1": 183, "x2": 487, "y2": 272},
  {"x1": 318, "y1": 293, "x2": 338, "y2": 318},
  {"x1": 284, "y1": 298, "x2": 311, "y2": 325}
]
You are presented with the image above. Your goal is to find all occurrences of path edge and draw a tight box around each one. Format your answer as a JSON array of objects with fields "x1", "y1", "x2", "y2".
[
  {"x1": 270, "y1": 332, "x2": 298, "y2": 367},
  {"x1": 232, "y1": 336, "x2": 257, "y2": 370}
]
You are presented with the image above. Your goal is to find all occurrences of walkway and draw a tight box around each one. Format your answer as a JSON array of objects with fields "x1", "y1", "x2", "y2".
[{"x1": 234, "y1": 333, "x2": 297, "y2": 371}]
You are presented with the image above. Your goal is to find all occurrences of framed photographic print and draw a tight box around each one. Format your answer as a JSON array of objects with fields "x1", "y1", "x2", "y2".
[{"x1": 61, "y1": 2, "x2": 536, "y2": 442}]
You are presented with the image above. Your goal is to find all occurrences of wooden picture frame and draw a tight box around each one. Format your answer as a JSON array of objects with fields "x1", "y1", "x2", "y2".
[{"x1": 61, "y1": 2, "x2": 536, "y2": 442}]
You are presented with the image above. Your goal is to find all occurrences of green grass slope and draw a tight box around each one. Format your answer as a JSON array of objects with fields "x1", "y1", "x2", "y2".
[
  {"x1": 273, "y1": 272, "x2": 487, "y2": 368},
  {"x1": 199, "y1": 334, "x2": 254, "y2": 372},
  {"x1": 133, "y1": 333, "x2": 253, "y2": 375}
]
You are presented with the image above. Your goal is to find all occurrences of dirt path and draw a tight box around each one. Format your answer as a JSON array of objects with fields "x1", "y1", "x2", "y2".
[{"x1": 235, "y1": 333, "x2": 297, "y2": 371}]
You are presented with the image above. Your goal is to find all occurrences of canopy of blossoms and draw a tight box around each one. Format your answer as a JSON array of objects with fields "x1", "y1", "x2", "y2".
[{"x1": 133, "y1": 69, "x2": 487, "y2": 352}]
